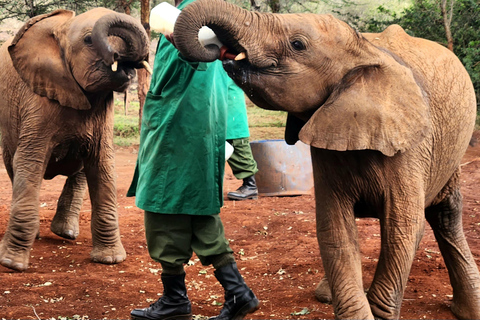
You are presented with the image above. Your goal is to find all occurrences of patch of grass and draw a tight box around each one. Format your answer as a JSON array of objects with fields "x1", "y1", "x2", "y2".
[
  {"x1": 249, "y1": 127, "x2": 285, "y2": 141},
  {"x1": 246, "y1": 101, "x2": 287, "y2": 129},
  {"x1": 245, "y1": 98, "x2": 287, "y2": 141},
  {"x1": 113, "y1": 92, "x2": 140, "y2": 146}
]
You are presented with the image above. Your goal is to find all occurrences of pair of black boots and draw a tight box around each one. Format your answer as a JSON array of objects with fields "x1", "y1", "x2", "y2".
[{"x1": 131, "y1": 262, "x2": 259, "y2": 320}]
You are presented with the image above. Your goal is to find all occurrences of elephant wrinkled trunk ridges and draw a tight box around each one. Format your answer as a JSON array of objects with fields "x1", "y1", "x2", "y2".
[
  {"x1": 174, "y1": 0, "x2": 258, "y2": 62},
  {"x1": 91, "y1": 12, "x2": 149, "y2": 67}
]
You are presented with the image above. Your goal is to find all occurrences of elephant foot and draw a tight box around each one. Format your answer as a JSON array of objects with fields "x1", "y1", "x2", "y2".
[
  {"x1": 0, "y1": 240, "x2": 30, "y2": 271},
  {"x1": 451, "y1": 298, "x2": 480, "y2": 320},
  {"x1": 90, "y1": 242, "x2": 126, "y2": 264},
  {"x1": 315, "y1": 276, "x2": 332, "y2": 304},
  {"x1": 50, "y1": 214, "x2": 79, "y2": 240}
]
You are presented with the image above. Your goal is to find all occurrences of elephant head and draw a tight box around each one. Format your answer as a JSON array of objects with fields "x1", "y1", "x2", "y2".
[
  {"x1": 173, "y1": 0, "x2": 430, "y2": 157},
  {"x1": 8, "y1": 8, "x2": 150, "y2": 110}
]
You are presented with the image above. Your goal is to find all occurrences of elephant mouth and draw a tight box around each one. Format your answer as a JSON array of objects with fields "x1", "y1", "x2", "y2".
[
  {"x1": 222, "y1": 59, "x2": 249, "y2": 77},
  {"x1": 84, "y1": 59, "x2": 140, "y2": 92},
  {"x1": 110, "y1": 62, "x2": 137, "y2": 92},
  {"x1": 222, "y1": 59, "x2": 286, "y2": 111},
  {"x1": 222, "y1": 59, "x2": 262, "y2": 90},
  {"x1": 110, "y1": 59, "x2": 152, "y2": 74}
]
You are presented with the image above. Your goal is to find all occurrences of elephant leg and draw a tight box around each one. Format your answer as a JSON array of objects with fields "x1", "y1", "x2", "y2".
[
  {"x1": 367, "y1": 195, "x2": 425, "y2": 319},
  {"x1": 315, "y1": 275, "x2": 332, "y2": 304},
  {"x1": 316, "y1": 200, "x2": 373, "y2": 319},
  {"x1": 84, "y1": 146, "x2": 126, "y2": 265},
  {"x1": 0, "y1": 147, "x2": 45, "y2": 271},
  {"x1": 2, "y1": 147, "x2": 14, "y2": 181},
  {"x1": 51, "y1": 171, "x2": 87, "y2": 240},
  {"x1": 426, "y1": 186, "x2": 480, "y2": 320}
]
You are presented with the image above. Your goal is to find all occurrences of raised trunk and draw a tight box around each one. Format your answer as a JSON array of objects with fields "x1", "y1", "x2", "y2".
[
  {"x1": 174, "y1": 0, "x2": 256, "y2": 62},
  {"x1": 91, "y1": 13, "x2": 149, "y2": 66}
]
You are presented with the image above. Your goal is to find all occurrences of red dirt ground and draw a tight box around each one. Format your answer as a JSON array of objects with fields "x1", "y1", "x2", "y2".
[{"x1": 1, "y1": 132, "x2": 480, "y2": 320}]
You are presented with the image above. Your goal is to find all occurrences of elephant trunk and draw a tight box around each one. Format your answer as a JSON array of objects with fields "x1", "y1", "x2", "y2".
[
  {"x1": 91, "y1": 13, "x2": 149, "y2": 67},
  {"x1": 174, "y1": 0, "x2": 257, "y2": 62}
]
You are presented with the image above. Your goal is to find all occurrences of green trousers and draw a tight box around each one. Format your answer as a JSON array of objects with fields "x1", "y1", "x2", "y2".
[
  {"x1": 227, "y1": 138, "x2": 258, "y2": 180},
  {"x1": 144, "y1": 212, "x2": 234, "y2": 274}
]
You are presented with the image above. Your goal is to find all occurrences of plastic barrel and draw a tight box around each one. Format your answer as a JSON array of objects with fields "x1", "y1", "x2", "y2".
[{"x1": 250, "y1": 140, "x2": 314, "y2": 196}]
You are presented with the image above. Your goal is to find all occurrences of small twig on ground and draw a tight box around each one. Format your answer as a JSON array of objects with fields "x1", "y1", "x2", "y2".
[
  {"x1": 460, "y1": 157, "x2": 480, "y2": 167},
  {"x1": 29, "y1": 305, "x2": 41, "y2": 320}
]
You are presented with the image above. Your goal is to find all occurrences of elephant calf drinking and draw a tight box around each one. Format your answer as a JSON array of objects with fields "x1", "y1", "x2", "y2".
[{"x1": 173, "y1": 0, "x2": 480, "y2": 318}]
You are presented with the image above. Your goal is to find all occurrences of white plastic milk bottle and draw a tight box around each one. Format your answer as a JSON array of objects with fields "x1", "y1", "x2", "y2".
[{"x1": 150, "y1": 2, "x2": 223, "y2": 48}]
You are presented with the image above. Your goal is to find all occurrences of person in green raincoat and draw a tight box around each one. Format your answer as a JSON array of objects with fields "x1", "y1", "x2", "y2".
[
  {"x1": 225, "y1": 83, "x2": 259, "y2": 200},
  {"x1": 127, "y1": 0, "x2": 258, "y2": 319}
]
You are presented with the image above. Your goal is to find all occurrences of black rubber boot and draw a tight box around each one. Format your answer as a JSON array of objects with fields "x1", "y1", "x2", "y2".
[
  {"x1": 131, "y1": 273, "x2": 192, "y2": 320},
  {"x1": 227, "y1": 176, "x2": 258, "y2": 200},
  {"x1": 209, "y1": 263, "x2": 259, "y2": 320}
]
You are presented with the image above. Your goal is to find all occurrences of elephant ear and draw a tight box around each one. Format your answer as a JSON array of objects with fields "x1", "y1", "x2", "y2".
[
  {"x1": 8, "y1": 10, "x2": 92, "y2": 110},
  {"x1": 298, "y1": 62, "x2": 430, "y2": 157}
]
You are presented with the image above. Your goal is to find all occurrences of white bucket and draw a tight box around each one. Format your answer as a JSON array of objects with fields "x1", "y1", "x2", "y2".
[{"x1": 150, "y1": 2, "x2": 223, "y2": 48}]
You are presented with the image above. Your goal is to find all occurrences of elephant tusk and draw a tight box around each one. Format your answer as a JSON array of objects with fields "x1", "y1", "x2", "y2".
[
  {"x1": 234, "y1": 52, "x2": 246, "y2": 61},
  {"x1": 142, "y1": 60, "x2": 153, "y2": 75},
  {"x1": 111, "y1": 61, "x2": 118, "y2": 72}
]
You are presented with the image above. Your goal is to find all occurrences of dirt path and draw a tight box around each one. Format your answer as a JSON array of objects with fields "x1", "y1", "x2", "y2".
[{"x1": 1, "y1": 136, "x2": 480, "y2": 319}]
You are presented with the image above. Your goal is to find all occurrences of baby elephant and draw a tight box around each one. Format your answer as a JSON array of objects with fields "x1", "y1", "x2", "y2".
[
  {"x1": 0, "y1": 8, "x2": 150, "y2": 271},
  {"x1": 173, "y1": 0, "x2": 479, "y2": 318}
]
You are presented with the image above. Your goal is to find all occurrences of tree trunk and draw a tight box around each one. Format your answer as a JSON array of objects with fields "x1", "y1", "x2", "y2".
[
  {"x1": 137, "y1": 0, "x2": 151, "y2": 131},
  {"x1": 440, "y1": 0, "x2": 454, "y2": 52},
  {"x1": 267, "y1": 0, "x2": 281, "y2": 13},
  {"x1": 117, "y1": 0, "x2": 135, "y2": 14},
  {"x1": 250, "y1": 0, "x2": 261, "y2": 11}
]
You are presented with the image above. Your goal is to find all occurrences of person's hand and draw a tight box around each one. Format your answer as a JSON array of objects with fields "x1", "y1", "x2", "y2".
[{"x1": 165, "y1": 33, "x2": 176, "y2": 48}]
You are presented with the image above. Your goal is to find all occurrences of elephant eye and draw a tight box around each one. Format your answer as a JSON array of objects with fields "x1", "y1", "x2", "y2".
[
  {"x1": 84, "y1": 35, "x2": 92, "y2": 44},
  {"x1": 291, "y1": 40, "x2": 305, "y2": 51}
]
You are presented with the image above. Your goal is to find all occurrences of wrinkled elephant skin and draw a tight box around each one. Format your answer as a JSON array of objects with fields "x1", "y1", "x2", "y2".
[
  {"x1": 0, "y1": 8, "x2": 150, "y2": 271},
  {"x1": 173, "y1": 0, "x2": 480, "y2": 319}
]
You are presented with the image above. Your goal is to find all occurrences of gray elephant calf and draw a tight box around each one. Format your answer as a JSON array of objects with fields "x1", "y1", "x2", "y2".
[
  {"x1": 173, "y1": 0, "x2": 480, "y2": 319},
  {"x1": 0, "y1": 8, "x2": 150, "y2": 271}
]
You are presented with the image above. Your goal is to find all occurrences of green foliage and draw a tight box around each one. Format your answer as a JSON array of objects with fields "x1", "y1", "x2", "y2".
[
  {"x1": 462, "y1": 40, "x2": 480, "y2": 103},
  {"x1": 359, "y1": 0, "x2": 480, "y2": 112},
  {"x1": 0, "y1": 0, "x2": 138, "y2": 22}
]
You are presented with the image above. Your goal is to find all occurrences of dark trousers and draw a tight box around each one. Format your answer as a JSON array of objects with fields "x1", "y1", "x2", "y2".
[
  {"x1": 144, "y1": 212, "x2": 234, "y2": 273},
  {"x1": 227, "y1": 138, "x2": 258, "y2": 180}
]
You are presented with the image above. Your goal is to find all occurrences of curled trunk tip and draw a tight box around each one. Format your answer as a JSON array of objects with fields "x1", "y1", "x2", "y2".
[
  {"x1": 91, "y1": 12, "x2": 149, "y2": 66},
  {"x1": 174, "y1": 0, "x2": 243, "y2": 62}
]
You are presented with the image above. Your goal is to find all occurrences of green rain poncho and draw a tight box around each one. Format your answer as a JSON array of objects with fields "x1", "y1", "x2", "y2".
[{"x1": 127, "y1": 0, "x2": 241, "y2": 215}]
